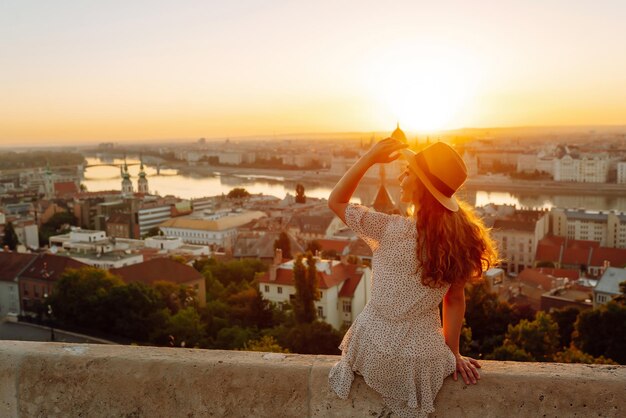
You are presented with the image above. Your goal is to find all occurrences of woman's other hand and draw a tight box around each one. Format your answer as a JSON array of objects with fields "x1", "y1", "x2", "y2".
[
  {"x1": 364, "y1": 137, "x2": 408, "y2": 165},
  {"x1": 453, "y1": 355, "x2": 481, "y2": 385}
]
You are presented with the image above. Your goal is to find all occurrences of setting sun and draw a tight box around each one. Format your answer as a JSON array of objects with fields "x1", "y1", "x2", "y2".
[{"x1": 362, "y1": 44, "x2": 483, "y2": 132}]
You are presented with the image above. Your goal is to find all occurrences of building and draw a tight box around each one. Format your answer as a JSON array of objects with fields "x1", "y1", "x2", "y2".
[
  {"x1": 11, "y1": 219, "x2": 39, "y2": 250},
  {"x1": 535, "y1": 235, "x2": 626, "y2": 277},
  {"x1": 49, "y1": 228, "x2": 144, "y2": 269},
  {"x1": 287, "y1": 212, "x2": 344, "y2": 241},
  {"x1": 258, "y1": 249, "x2": 372, "y2": 329},
  {"x1": 592, "y1": 267, "x2": 626, "y2": 308},
  {"x1": 617, "y1": 162, "x2": 626, "y2": 184},
  {"x1": 121, "y1": 162, "x2": 133, "y2": 195},
  {"x1": 111, "y1": 258, "x2": 206, "y2": 307},
  {"x1": 137, "y1": 159, "x2": 149, "y2": 194},
  {"x1": 159, "y1": 210, "x2": 266, "y2": 250},
  {"x1": 551, "y1": 208, "x2": 626, "y2": 248},
  {"x1": 553, "y1": 153, "x2": 609, "y2": 183},
  {"x1": 137, "y1": 200, "x2": 178, "y2": 237},
  {"x1": 0, "y1": 252, "x2": 36, "y2": 319},
  {"x1": 489, "y1": 209, "x2": 549, "y2": 275},
  {"x1": 106, "y1": 213, "x2": 137, "y2": 239},
  {"x1": 144, "y1": 236, "x2": 210, "y2": 257},
  {"x1": 17, "y1": 254, "x2": 86, "y2": 315},
  {"x1": 233, "y1": 230, "x2": 304, "y2": 262}
]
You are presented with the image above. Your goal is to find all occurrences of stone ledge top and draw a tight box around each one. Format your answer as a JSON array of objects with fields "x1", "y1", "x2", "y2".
[{"x1": 1, "y1": 341, "x2": 624, "y2": 418}]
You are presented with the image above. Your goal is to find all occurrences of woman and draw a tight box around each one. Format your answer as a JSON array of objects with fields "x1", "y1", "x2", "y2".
[{"x1": 328, "y1": 137, "x2": 498, "y2": 417}]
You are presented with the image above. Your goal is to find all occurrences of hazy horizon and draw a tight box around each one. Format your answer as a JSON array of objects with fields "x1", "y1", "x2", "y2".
[
  {"x1": 2, "y1": 1, "x2": 626, "y2": 145},
  {"x1": 2, "y1": 123, "x2": 626, "y2": 150}
]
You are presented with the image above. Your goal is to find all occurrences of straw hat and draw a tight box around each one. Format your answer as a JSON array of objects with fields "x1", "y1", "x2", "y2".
[{"x1": 399, "y1": 142, "x2": 467, "y2": 212}]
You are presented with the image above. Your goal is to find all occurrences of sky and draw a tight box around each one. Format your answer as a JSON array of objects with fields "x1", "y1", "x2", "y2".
[{"x1": 1, "y1": 0, "x2": 626, "y2": 145}]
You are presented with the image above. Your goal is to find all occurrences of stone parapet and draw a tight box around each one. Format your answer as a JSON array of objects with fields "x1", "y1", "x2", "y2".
[{"x1": 0, "y1": 341, "x2": 624, "y2": 417}]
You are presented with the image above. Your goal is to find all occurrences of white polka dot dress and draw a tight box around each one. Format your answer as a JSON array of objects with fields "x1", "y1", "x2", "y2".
[{"x1": 329, "y1": 203, "x2": 456, "y2": 418}]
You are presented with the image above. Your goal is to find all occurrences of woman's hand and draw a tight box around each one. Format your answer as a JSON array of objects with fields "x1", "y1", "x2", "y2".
[
  {"x1": 453, "y1": 355, "x2": 481, "y2": 385},
  {"x1": 364, "y1": 137, "x2": 408, "y2": 165}
]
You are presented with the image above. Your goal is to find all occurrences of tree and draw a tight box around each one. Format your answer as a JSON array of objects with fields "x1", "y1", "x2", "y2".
[
  {"x1": 293, "y1": 253, "x2": 318, "y2": 323},
  {"x1": 306, "y1": 240, "x2": 321, "y2": 255},
  {"x1": 153, "y1": 280, "x2": 199, "y2": 314},
  {"x1": 200, "y1": 258, "x2": 267, "y2": 287},
  {"x1": 227, "y1": 188, "x2": 250, "y2": 199},
  {"x1": 278, "y1": 322, "x2": 342, "y2": 355},
  {"x1": 227, "y1": 285, "x2": 273, "y2": 328},
  {"x1": 39, "y1": 211, "x2": 78, "y2": 246},
  {"x1": 144, "y1": 226, "x2": 161, "y2": 238},
  {"x1": 489, "y1": 311, "x2": 560, "y2": 362},
  {"x1": 104, "y1": 282, "x2": 169, "y2": 341},
  {"x1": 550, "y1": 306, "x2": 581, "y2": 349},
  {"x1": 243, "y1": 335, "x2": 289, "y2": 353},
  {"x1": 161, "y1": 307, "x2": 206, "y2": 348},
  {"x1": 49, "y1": 267, "x2": 124, "y2": 330},
  {"x1": 553, "y1": 346, "x2": 617, "y2": 365},
  {"x1": 2, "y1": 221, "x2": 19, "y2": 250},
  {"x1": 506, "y1": 311, "x2": 560, "y2": 361},
  {"x1": 295, "y1": 184, "x2": 306, "y2": 203},
  {"x1": 573, "y1": 301, "x2": 626, "y2": 364},
  {"x1": 464, "y1": 281, "x2": 527, "y2": 357},
  {"x1": 274, "y1": 232, "x2": 292, "y2": 259},
  {"x1": 488, "y1": 342, "x2": 535, "y2": 362}
]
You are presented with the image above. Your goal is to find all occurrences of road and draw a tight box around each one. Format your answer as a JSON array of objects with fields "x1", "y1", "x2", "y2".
[{"x1": 0, "y1": 321, "x2": 111, "y2": 344}]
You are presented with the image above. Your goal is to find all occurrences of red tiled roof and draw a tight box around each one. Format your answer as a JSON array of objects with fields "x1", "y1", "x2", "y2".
[
  {"x1": 20, "y1": 254, "x2": 86, "y2": 281},
  {"x1": 54, "y1": 181, "x2": 79, "y2": 196},
  {"x1": 111, "y1": 258, "x2": 203, "y2": 286},
  {"x1": 348, "y1": 238, "x2": 373, "y2": 258},
  {"x1": 542, "y1": 268, "x2": 580, "y2": 281},
  {"x1": 591, "y1": 247, "x2": 626, "y2": 268},
  {"x1": 338, "y1": 274, "x2": 363, "y2": 298},
  {"x1": 0, "y1": 252, "x2": 37, "y2": 282},
  {"x1": 562, "y1": 248, "x2": 591, "y2": 266},
  {"x1": 259, "y1": 261, "x2": 364, "y2": 290},
  {"x1": 315, "y1": 239, "x2": 350, "y2": 254},
  {"x1": 518, "y1": 269, "x2": 554, "y2": 291}
]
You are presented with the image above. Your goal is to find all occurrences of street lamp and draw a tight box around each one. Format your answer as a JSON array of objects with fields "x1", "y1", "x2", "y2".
[{"x1": 43, "y1": 293, "x2": 55, "y2": 342}]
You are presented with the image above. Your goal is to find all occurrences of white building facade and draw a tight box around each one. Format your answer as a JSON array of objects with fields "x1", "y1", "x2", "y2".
[{"x1": 259, "y1": 252, "x2": 372, "y2": 330}]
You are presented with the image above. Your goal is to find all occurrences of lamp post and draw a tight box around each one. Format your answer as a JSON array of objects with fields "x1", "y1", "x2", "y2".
[{"x1": 43, "y1": 293, "x2": 55, "y2": 342}]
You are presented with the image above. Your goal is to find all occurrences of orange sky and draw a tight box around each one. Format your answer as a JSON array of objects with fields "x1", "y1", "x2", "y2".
[{"x1": 1, "y1": 1, "x2": 625, "y2": 145}]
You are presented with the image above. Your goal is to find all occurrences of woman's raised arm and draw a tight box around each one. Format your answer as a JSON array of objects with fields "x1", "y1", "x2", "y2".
[{"x1": 328, "y1": 138, "x2": 407, "y2": 222}]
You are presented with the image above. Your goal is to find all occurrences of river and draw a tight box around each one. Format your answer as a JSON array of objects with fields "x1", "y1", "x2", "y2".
[{"x1": 82, "y1": 157, "x2": 626, "y2": 211}]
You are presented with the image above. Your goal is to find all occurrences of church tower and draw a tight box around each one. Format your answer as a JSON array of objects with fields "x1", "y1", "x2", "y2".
[
  {"x1": 43, "y1": 161, "x2": 54, "y2": 199},
  {"x1": 137, "y1": 157, "x2": 149, "y2": 194},
  {"x1": 121, "y1": 159, "x2": 133, "y2": 195}
]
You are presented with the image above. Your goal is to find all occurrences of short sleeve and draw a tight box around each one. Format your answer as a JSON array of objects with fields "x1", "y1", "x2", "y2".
[{"x1": 344, "y1": 203, "x2": 393, "y2": 251}]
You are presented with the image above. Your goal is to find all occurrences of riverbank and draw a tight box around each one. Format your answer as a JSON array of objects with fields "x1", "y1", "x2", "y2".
[{"x1": 173, "y1": 162, "x2": 626, "y2": 196}]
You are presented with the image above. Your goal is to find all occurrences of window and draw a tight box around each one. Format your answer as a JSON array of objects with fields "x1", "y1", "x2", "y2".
[
  {"x1": 342, "y1": 301, "x2": 351, "y2": 313},
  {"x1": 277, "y1": 287, "x2": 283, "y2": 294},
  {"x1": 317, "y1": 306, "x2": 324, "y2": 318},
  {"x1": 264, "y1": 285, "x2": 270, "y2": 292}
]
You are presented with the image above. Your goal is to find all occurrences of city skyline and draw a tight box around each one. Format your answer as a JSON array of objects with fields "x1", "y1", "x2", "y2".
[{"x1": 2, "y1": 1, "x2": 626, "y2": 145}]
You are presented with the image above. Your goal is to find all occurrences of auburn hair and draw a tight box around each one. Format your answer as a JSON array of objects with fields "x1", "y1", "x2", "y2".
[{"x1": 412, "y1": 178, "x2": 499, "y2": 288}]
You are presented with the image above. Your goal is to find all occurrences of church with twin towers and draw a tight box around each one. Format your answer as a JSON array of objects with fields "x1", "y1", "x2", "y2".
[{"x1": 120, "y1": 158, "x2": 149, "y2": 195}]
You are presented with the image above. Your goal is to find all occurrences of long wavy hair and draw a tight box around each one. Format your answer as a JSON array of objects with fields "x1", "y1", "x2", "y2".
[{"x1": 411, "y1": 178, "x2": 499, "y2": 288}]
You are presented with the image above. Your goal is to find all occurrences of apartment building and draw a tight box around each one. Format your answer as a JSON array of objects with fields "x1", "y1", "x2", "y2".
[{"x1": 551, "y1": 208, "x2": 626, "y2": 248}]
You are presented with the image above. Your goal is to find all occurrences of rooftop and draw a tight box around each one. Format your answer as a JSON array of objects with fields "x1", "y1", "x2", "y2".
[{"x1": 595, "y1": 267, "x2": 626, "y2": 295}]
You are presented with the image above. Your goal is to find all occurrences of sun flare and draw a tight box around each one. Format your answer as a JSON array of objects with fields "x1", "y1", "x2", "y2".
[{"x1": 363, "y1": 45, "x2": 482, "y2": 132}]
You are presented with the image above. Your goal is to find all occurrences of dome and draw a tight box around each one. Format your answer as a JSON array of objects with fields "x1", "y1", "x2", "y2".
[{"x1": 391, "y1": 123, "x2": 407, "y2": 143}]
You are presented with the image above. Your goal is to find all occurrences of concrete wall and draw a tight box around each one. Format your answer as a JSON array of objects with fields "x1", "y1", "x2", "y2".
[{"x1": 0, "y1": 341, "x2": 624, "y2": 418}]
